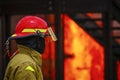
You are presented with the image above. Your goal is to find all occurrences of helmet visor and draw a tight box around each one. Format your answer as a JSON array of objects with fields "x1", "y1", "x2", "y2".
[{"x1": 47, "y1": 27, "x2": 57, "y2": 41}]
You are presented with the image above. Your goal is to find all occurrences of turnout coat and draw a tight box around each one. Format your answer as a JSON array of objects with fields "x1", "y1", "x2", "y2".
[{"x1": 4, "y1": 45, "x2": 43, "y2": 80}]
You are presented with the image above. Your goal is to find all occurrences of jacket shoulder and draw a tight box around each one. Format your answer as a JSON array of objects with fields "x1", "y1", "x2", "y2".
[{"x1": 9, "y1": 53, "x2": 36, "y2": 67}]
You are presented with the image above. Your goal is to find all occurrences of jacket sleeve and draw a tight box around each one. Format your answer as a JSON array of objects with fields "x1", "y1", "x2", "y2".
[{"x1": 14, "y1": 62, "x2": 41, "y2": 80}]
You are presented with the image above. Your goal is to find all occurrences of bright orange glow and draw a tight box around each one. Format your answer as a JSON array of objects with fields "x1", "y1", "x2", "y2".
[
  {"x1": 63, "y1": 14, "x2": 104, "y2": 80},
  {"x1": 42, "y1": 26, "x2": 56, "y2": 80}
]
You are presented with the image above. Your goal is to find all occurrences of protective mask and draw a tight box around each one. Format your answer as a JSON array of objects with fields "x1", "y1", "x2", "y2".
[{"x1": 15, "y1": 36, "x2": 45, "y2": 54}]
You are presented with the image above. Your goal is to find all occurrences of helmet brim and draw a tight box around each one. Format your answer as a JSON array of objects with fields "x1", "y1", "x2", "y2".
[{"x1": 10, "y1": 33, "x2": 50, "y2": 40}]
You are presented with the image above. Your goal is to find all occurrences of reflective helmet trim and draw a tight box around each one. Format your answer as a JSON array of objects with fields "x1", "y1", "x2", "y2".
[{"x1": 22, "y1": 28, "x2": 47, "y2": 33}]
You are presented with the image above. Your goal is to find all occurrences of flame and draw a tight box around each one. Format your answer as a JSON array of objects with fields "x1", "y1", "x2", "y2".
[
  {"x1": 63, "y1": 14, "x2": 104, "y2": 80},
  {"x1": 42, "y1": 26, "x2": 56, "y2": 80}
]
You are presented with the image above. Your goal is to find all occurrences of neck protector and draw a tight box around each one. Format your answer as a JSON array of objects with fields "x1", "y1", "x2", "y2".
[{"x1": 15, "y1": 36, "x2": 45, "y2": 54}]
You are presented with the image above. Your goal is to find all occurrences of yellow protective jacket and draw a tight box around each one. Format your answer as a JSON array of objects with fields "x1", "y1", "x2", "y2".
[{"x1": 4, "y1": 45, "x2": 43, "y2": 80}]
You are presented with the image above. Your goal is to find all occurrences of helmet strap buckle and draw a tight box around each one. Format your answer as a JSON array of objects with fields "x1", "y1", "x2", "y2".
[{"x1": 36, "y1": 30, "x2": 45, "y2": 38}]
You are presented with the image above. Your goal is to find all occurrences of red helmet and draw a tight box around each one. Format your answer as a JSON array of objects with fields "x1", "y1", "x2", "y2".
[
  {"x1": 11, "y1": 16, "x2": 48, "y2": 38},
  {"x1": 5, "y1": 16, "x2": 57, "y2": 58}
]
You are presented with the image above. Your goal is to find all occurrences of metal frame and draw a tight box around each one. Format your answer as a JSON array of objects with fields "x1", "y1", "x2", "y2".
[{"x1": 102, "y1": 12, "x2": 116, "y2": 80}]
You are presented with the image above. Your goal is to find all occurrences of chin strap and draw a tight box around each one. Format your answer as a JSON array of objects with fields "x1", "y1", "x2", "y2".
[
  {"x1": 4, "y1": 37, "x2": 19, "y2": 59},
  {"x1": 5, "y1": 37, "x2": 11, "y2": 57}
]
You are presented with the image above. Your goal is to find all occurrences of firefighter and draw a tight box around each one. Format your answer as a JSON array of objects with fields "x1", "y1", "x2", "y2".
[{"x1": 4, "y1": 16, "x2": 57, "y2": 80}]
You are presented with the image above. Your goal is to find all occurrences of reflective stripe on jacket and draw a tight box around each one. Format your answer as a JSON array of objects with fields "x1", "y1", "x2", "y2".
[{"x1": 4, "y1": 45, "x2": 43, "y2": 80}]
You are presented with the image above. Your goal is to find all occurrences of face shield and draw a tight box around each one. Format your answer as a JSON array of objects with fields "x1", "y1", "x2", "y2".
[
  {"x1": 47, "y1": 27, "x2": 57, "y2": 41},
  {"x1": 36, "y1": 27, "x2": 57, "y2": 42}
]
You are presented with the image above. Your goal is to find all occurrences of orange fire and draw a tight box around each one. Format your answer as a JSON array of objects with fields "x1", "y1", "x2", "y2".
[
  {"x1": 42, "y1": 26, "x2": 56, "y2": 80},
  {"x1": 63, "y1": 14, "x2": 104, "y2": 80}
]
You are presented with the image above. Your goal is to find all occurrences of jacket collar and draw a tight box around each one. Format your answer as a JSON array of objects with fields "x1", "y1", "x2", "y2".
[{"x1": 18, "y1": 44, "x2": 42, "y2": 66}]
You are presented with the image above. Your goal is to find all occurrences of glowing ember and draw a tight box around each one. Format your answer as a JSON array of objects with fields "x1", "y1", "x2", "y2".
[
  {"x1": 63, "y1": 14, "x2": 104, "y2": 80},
  {"x1": 86, "y1": 13, "x2": 103, "y2": 28}
]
